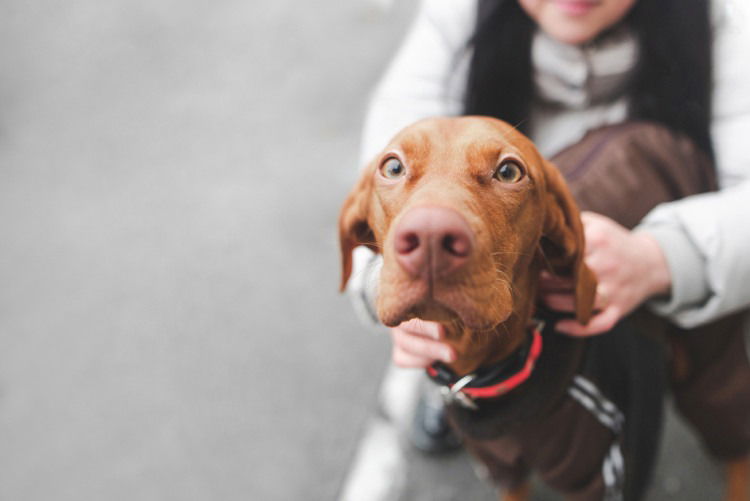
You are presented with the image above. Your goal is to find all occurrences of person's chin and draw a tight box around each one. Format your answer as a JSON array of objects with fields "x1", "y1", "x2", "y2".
[{"x1": 541, "y1": 22, "x2": 600, "y2": 46}]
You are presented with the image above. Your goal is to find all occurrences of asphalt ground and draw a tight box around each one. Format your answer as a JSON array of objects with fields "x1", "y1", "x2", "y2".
[
  {"x1": 0, "y1": 1, "x2": 731, "y2": 500},
  {"x1": 0, "y1": 1, "x2": 413, "y2": 499}
]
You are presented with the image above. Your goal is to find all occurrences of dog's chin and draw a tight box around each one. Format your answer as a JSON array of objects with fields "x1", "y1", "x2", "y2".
[
  {"x1": 377, "y1": 283, "x2": 512, "y2": 331},
  {"x1": 453, "y1": 308, "x2": 511, "y2": 331}
]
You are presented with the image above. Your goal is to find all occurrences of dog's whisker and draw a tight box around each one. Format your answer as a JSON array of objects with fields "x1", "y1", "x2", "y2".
[
  {"x1": 510, "y1": 118, "x2": 528, "y2": 133},
  {"x1": 535, "y1": 241, "x2": 560, "y2": 275},
  {"x1": 359, "y1": 240, "x2": 384, "y2": 251}
]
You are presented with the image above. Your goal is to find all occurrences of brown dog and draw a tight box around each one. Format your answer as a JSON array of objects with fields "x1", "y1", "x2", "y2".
[
  {"x1": 339, "y1": 116, "x2": 750, "y2": 500},
  {"x1": 340, "y1": 116, "x2": 595, "y2": 374}
]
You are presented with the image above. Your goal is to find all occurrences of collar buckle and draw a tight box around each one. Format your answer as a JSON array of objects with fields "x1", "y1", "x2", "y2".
[{"x1": 439, "y1": 373, "x2": 479, "y2": 410}]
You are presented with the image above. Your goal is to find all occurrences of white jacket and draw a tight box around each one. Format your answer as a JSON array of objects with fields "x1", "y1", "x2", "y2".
[{"x1": 356, "y1": 0, "x2": 750, "y2": 328}]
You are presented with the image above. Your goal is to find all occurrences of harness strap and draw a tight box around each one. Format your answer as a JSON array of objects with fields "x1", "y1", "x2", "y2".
[{"x1": 568, "y1": 375, "x2": 626, "y2": 501}]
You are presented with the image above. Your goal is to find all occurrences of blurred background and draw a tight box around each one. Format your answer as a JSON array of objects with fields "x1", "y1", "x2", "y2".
[
  {"x1": 0, "y1": 1, "x2": 417, "y2": 499},
  {"x1": 0, "y1": 1, "x2": 728, "y2": 500}
]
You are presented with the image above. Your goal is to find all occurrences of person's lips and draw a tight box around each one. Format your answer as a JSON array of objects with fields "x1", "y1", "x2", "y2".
[{"x1": 553, "y1": 0, "x2": 600, "y2": 16}]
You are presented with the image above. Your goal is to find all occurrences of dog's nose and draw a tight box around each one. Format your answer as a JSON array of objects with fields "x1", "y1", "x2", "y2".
[{"x1": 393, "y1": 207, "x2": 472, "y2": 278}]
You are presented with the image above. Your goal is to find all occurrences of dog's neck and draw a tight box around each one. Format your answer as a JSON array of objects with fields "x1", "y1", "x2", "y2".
[
  {"x1": 442, "y1": 311, "x2": 532, "y2": 376},
  {"x1": 442, "y1": 281, "x2": 538, "y2": 377}
]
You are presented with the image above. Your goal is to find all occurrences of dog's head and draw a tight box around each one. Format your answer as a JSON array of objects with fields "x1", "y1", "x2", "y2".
[{"x1": 339, "y1": 117, "x2": 596, "y2": 335}]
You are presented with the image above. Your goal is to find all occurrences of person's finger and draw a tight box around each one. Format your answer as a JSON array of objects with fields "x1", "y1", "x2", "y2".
[
  {"x1": 584, "y1": 250, "x2": 617, "y2": 279},
  {"x1": 581, "y1": 211, "x2": 607, "y2": 225},
  {"x1": 539, "y1": 271, "x2": 574, "y2": 291},
  {"x1": 399, "y1": 318, "x2": 444, "y2": 340},
  {"x1": 554, "y1": 306, "x2": 620, "y2": 337},
  {"x1": 540, "y1": 292, "x2": 575, "y2": 312},
  {"x1": 392, "y1": 345, "x2": 436, "y2": 368},
  {"x1": 580, "y1": 210, "x2": 597, "y2": 222},
  {"x1": 391, "y1": 327, "x2": 454, "y2": 362},
  {"x1": 581, "y1": 212, "x2": 607, "y2": 256},
  {"x1": 594, "y1": 286, "x2": 610, "y2": 311}
]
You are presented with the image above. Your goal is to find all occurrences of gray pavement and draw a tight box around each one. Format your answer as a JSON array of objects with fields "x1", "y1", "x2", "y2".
[
  {"x1": 0, "y1": 1, "x2": 731, "y2": 500},
  {"x1": 0, "y1": 1, "x2": 414, "y2": 500}
]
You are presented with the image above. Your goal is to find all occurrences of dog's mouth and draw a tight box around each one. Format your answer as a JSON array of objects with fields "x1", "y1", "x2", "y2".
[{"x1": 376, "y1": 271, "x2": 513, "y2": 331}]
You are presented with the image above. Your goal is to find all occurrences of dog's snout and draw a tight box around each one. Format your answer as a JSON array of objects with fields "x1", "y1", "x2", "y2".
[{"x1": 393, "y1": 207, "x2": 472, "y2": 278}]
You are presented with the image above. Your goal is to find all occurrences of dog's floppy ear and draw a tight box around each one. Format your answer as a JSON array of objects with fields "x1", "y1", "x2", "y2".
[
  {"x1": 338, "y1": 165, "x2": 377, "y2": 292},
  {"x1": 540, "y1": 159, "x2": 597, "y2": 324}
]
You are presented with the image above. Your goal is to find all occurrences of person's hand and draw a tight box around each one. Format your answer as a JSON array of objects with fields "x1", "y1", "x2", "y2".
[
  {"x1": 540, "y1": 211, "x2": 671, "y2": 336},
  {"x1": 390, "y1": 318, "x2": 455, "y2": 368}
]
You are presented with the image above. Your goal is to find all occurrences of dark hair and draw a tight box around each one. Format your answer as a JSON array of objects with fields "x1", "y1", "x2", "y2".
[{"x1": 464, "y1": 0, "x2": 714, "y2": 157}]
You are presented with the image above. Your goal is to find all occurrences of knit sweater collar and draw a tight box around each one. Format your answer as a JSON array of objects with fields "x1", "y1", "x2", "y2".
[{"x1": 531, "y1": 25, "x2": 639, "y2": 109}]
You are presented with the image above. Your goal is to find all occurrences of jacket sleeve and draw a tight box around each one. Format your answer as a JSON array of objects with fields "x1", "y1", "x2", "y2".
[
  {"x1": 640, "y1": 181, "x2": 750, "y2": 327},
  {"x1": 348, "y1": 0, "x2": 476, "y2": 324},
  {"x1": 638, "y1": 2, "x2": 750, "y2": 327}
]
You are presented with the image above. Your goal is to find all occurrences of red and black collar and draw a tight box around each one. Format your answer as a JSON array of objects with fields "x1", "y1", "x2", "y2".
[{"x1": 426, "y1": 322, "x2": 544, "y2": 410}]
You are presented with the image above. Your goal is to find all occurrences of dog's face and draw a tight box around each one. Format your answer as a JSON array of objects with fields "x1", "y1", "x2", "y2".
[{"x1": 340, "y1": 117, "x2": 595, "y2": 335}]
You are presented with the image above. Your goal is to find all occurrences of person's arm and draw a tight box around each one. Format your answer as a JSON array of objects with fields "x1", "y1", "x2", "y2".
[
  {"x1": 634, "y1": 3, "x2": 750, "y2": 328},
  {"x1": 639, "y1": 180, "x2": 750, "y2": 327}
]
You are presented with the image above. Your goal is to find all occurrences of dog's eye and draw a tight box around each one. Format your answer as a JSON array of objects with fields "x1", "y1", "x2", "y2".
[
  {"x1": 380, "y1": 158, "x2": 406, "y2": 180},
  {"x1": 494, "y1": 161, "x2": 524, "y2": 184}
]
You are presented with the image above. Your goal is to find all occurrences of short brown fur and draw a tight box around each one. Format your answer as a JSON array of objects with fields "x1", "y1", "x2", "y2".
[{"x1": 339, "y1": 116, "x2": 596, "y2": 375}]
